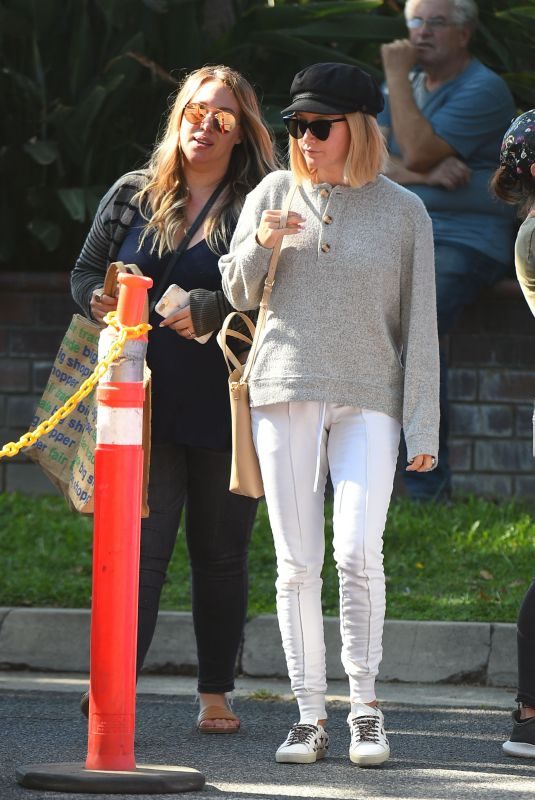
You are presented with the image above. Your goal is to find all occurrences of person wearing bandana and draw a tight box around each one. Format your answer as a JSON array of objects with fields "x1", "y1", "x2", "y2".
[{"x1": 492, "y1": 109, "x2": 535, "y2": 759}]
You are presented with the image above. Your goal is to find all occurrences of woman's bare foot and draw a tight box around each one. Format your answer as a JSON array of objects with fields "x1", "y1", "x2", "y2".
[{"x1": 197, "y1": 692, "x2": 240, "y2": 733}]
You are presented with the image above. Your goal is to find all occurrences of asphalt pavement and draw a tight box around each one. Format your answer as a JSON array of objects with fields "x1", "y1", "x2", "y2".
[{"x1": 2, "y1": 673, "x2": 535, "y2": 800}]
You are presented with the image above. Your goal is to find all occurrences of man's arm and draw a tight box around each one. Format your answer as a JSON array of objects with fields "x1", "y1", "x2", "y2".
[
  {"x1": 383, "y1": 155, "x2": 429, "y2": 186},
  {"x1": 383, "y1": 154, "x2": 471, "y2": 190},
  {"x1": 380, "y1": 40, "x2": 456, "y2": 172}
]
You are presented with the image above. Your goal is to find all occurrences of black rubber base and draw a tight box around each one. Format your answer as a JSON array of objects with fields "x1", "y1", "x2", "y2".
[{"x1": 16, "y1": 762, "x2": 205, "y2": 794}]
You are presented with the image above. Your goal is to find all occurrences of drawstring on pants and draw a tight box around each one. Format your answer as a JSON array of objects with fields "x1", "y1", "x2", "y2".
[{"x1": 313, "y1": 402, "x2": 326, "y2": 493}]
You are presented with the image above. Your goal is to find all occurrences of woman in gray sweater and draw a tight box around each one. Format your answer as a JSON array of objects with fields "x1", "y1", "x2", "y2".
[{"x1": 220, "y1": 62, "x2": 440, "y2": 766}]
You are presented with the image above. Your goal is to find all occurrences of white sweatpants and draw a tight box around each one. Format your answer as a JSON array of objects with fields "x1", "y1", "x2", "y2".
[{"x1": 251, "y1": 401, "x2": 400, "y2": 722}]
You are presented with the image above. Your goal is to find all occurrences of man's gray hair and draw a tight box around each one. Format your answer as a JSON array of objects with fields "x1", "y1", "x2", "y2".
[{"x1": 404, "y1": 0, "x2": 479, "y2": 29}]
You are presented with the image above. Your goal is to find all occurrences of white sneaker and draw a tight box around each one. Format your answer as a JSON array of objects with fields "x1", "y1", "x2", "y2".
[
  {"x1": 347, "y1": 705, "x2": 390, "y2": 766},
  {"x1": 276, "y1": 723, "x2": 329, "y2": 764}
]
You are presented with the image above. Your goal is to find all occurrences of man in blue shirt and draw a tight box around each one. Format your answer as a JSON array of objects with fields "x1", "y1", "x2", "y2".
[{"x1": 379, "y1": 0, "x2": 516, "y2": 501}]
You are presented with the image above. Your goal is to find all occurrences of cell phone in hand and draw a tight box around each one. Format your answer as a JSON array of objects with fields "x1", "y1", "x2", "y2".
[
  {"x1": 154, "y1": 284, "x2": 189, "y2": 316},
  {"x1": 154, "y1": 284, "x2": 212, "y2": 344}
]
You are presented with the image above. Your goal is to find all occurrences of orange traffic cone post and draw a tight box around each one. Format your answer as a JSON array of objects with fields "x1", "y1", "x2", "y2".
[
  {"x1": 86, "y1": 273, "x2": 150, "y2": 771},
  {"x1": 16, "y1": 274, "x2": 205, "y2": 794}
]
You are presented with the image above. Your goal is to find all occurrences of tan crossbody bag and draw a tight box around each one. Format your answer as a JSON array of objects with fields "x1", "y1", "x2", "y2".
[{"x1": 218, "y1": 183, "x2": 298, "y2": 498}]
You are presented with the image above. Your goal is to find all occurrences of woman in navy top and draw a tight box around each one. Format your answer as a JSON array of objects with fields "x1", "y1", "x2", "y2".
[{"x1": 71, "y1": 65, "x2": 278, "y2": 732}]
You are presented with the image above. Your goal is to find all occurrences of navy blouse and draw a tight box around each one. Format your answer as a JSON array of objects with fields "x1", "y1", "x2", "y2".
[{"x1": 116, "y1": 213, "x2": 231, "y2": 451}]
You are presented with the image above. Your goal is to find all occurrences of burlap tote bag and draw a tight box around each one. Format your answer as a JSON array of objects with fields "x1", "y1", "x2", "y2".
[{"x1": 29, "y1": 262, "x2": 151, "y2": 515}]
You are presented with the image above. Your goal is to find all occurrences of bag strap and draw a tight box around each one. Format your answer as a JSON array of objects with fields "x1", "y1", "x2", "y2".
[
  {"x1": 241, "y1": 182, "x2": 298, "y2": 383},
  {"x1": 102, "y1": 262, "x2": 119, "y2": 296},
  {"x1": 104, "y1": 261, "x2": 144, "y2": 289},
  {"x1": 148, "y1": 180, "x2": 227, "y2": 316},
  {"x1": 94, "y1": 261, "x2": 147, "y2": 327},
  {"x1": 217, "y1": 311, "x2": 257, "y2": 374}
]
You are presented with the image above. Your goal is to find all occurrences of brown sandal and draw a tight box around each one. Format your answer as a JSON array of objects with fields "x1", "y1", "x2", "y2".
[{"x1": 197, "y1": 704, "x2": 240, "y2": 734}]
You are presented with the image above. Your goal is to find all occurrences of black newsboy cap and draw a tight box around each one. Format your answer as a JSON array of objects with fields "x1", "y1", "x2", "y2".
[{"x1": 282, "y1": 62, "x2": 384, "y2": 118}]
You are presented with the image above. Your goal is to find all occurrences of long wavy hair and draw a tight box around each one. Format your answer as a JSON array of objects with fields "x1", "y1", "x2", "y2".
[
  {"x1": 289, "y1": 112, "x2": 387, "y2": 187},
  {"x1": 136, "y1": 65, "x2": 279, "y2": 256}
]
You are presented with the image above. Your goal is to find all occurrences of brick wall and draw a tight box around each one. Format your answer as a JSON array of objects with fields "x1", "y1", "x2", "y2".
[
  {"x1": 447, "y1": 281, "x2": 535, "y2": 498},
  {"x1": 0, "y1": 273, "x2": 78, "y2": 495},
  {"x1": 1, "y1": 272, "x2": 535, "y2": 499}
]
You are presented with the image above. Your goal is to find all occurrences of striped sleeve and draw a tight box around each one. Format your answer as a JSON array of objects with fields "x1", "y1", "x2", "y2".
[{"x1": 71, "y1": 172, "x2": 147, "y2": 318}]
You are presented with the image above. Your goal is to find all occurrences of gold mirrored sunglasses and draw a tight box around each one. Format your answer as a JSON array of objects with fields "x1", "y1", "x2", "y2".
[{"x1": 184, "y1": 102, "x2": 238, "y2": 135}]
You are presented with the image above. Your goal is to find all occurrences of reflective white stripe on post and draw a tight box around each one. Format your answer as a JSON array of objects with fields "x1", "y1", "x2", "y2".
[{"x1": 96, "y1": 408, "x2": 143, "y2": 445}]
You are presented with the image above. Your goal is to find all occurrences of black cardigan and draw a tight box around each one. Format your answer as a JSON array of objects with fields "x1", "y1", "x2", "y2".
[{"x1": 70, "y1": 170, "x2": 246, "y2": 336}]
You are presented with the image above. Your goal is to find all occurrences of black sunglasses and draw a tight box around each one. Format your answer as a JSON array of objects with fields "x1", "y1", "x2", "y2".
[{"x1": 283, "y1": 116, "x2": 346, "y2": 142}]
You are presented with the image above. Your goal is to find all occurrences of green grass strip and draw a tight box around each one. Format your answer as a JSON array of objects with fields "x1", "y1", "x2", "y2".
[{"x1": 1, "y1": 493, "x2": 533, "y2": 622}]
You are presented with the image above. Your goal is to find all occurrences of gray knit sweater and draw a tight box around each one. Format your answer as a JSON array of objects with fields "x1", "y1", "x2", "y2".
[{"x1": 219, "y1": 170, "x2": 440, "y2": 462}]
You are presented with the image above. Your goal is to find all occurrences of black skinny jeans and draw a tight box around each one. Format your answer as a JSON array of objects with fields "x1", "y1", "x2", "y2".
[
  {"x1": 517, "y1": 578, "x2": 535, "y2": 707},
  {"x1": 137, "y1": 442, "x2": 258, "y2": 694}
]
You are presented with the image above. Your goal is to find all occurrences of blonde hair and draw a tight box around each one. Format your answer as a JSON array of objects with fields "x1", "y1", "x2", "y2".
[
  {"x1": 288, "y1": 112, "x2": 387, "y2": 187},
  {"x1": 136, "y1": 65, "x2": 279, "y2": 256}
]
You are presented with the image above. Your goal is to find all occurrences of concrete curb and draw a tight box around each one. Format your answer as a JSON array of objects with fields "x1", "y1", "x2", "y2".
[{"x1": 0, "y1": 607, "x2": 517, "y2": 688}]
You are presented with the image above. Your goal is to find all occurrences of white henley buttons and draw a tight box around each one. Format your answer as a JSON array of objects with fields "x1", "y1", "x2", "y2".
[
  {"x1": 322, "y1": 215, "x2": 333, "y2": 225},
  {"x1": 321, "y1": 243, "x2": 331, "y2": 253},
  {"x1": 320, "y1": 188, "x2": 330, "y2": 198}
]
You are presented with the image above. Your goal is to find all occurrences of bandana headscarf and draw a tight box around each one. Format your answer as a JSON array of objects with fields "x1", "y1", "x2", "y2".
[{"x1": 500, "y1": 109, "x2": 535, "y2": 179}]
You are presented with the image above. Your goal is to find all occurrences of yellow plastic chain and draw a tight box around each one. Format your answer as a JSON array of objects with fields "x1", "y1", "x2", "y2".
[{"x1": 0, "y1": 313, "x2": 151, "y2": 460}]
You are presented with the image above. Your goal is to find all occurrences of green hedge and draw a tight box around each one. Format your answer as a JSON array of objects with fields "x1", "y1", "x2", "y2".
[{"x1": 1, "y1": 0, "x2": 533, "y2": 271}]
